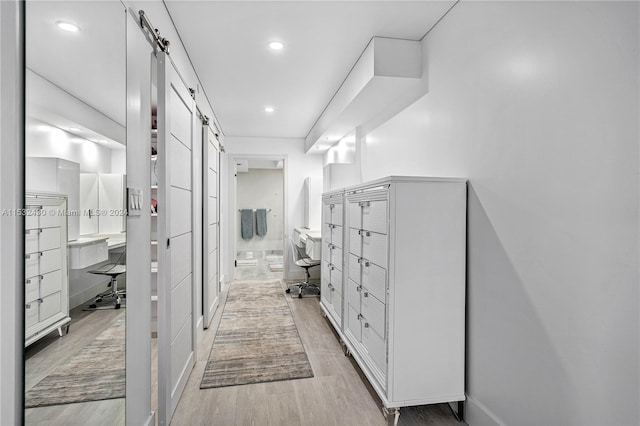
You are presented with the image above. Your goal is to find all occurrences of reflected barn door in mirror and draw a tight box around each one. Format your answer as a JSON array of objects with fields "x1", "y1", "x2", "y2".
[{"x1": 24, "y1": 2, "x2": 127, "y2": 424}]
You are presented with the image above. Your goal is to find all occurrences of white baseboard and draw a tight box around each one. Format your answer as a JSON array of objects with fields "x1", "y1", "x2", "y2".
[{"x1": 465, "y1": 395, "x2": 504, "y2": 426}]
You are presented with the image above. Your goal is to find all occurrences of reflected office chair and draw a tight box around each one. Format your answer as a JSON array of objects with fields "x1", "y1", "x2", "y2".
[
  {"x1": 88, "y1": 263, "x2": 126, "y2": 309},
  {"x1": 286, "y1": 238, "x2": 321, "y2": 298}
]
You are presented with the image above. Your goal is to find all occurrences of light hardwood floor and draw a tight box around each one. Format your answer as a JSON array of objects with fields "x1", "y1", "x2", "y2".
[
  {"x1": 24, "y1": 304, "x2": 125, "y2": 425},
  {"x1": 170, "y1": 280, "x2": 461, "y2": 426}
]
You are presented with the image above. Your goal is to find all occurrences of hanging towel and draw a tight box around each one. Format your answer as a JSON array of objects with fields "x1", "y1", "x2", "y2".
[
  {"x1": 255, "y1": 209, "x2": 268, "y2": 237},
  {"x1": 240, "y1": 209, "x2": 254, "y2": 240}
]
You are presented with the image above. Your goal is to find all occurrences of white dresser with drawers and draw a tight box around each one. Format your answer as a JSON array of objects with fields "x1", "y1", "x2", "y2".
[
  {"x1": 25, "y1": 193, "x2": 71, "y2": 346},
  {"x1": 320, "y1": 190, "x2": 345, "y2": 329},
  {"x1": 321, "y1": 176, "x2": 467, "y2": 423}
]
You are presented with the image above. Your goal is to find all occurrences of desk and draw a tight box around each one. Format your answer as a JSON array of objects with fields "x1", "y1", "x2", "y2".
[{"x1": 294, "y1": 227, "x2": 322, "y2": 261}]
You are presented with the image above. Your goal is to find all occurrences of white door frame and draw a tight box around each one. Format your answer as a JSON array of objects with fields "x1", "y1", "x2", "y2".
[{"x1": 227, "y1": 154, "x2": 288, "y2": 283}]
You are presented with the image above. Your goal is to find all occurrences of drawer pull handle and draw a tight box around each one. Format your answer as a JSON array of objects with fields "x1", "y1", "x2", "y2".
[
  {"x1": 328, "y1": 283, "x2": 333, "y2": 289},
  {"x1": 40, "y1": 275, "x2": 44, "y2": 280},
  {"x1": 363, "y1": 292, "x2": 369, "y2": 298},
  {"x1": 365, "y1": 231, "x2": 371, "y2": 237},
  {"x1": 37, "y1": 298, "x2": 43, "y2": 303},
  {"x1": 26, "y1": 279, "x2": 32, "y2": 284},
  {"x1": 363, "y1": 261, "x2": 370, "y2": 267},
  {"x1": 356, "y1": 286, "x2": 362, "y2": 292},
  {"x1": 330, "y1": 204, "x2": 335, "y2": 209},
  {"x1": 359, "y1": 201, "x2": 370, "y2": 208},
  {"x1": 357, "y1": 313, "x2": 363, "y2": 320},
  {"x1": 25, "y1": 252, "x2": 42, "y2": 260},
  {"x1": 364, "y1": 322, "x2": 370, "y2": 328},
  {"x1": 25, "y1": 228, "x2": 43, "y2": 235},
  {"x1": 25, "y1": 304, "x2": 31, "y2": 309}
]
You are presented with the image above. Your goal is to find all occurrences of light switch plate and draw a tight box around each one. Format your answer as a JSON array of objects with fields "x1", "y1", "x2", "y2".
[{"x1": 127, "y1": 187, "x2": 144, "y2": 216}]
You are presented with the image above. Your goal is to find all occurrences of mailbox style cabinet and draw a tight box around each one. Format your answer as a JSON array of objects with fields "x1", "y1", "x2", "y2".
[
  {"x1": 320, "y1": 176, "x2": 467, "y2": 421},
  {"x1": 25, "y1": 193, "x2": 71, "y2": 347}
]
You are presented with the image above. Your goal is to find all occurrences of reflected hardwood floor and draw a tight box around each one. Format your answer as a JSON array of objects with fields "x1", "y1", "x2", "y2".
[
  {"x1": 171, "y1": 280, "x2": 460, "y2": 426},
  {"x1": 24, "y1": 303, "x2": 125, "y2": 426}
]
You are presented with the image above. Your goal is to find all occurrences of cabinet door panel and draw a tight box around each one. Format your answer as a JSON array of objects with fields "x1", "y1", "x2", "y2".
[
  {"x1": 39, "y1": 292, "x2": 62, "y2": 322},
  {"x1": 362, "y1": 232, "x2": 388, "y2": 269},
  {"x1": 349, "y1": 228, "x2": 362, "y2": 257},
  {"x1": 362, "y1": 291, "x2": 385, "y2": 339},
  {"x1": 25, "y1": 278, "x2": 39, "y2": 303},
  {"x1": 330, "y1": 246, "x2": 343, "y2": 268},
  {"x1": 361, "y1": 261, "x2": 386, "y2": 303},
  {"x1": 331, "y1": 288, "x2": 342, "y2": 321},
  {"x1": 25, "y1": 304, "x2": 39, "y2": 329},
  {"x1": 331, "y1": 203, "x2": 343, "y2": 226},
  {"x1": 362, "y1": 200, "x2": 387, "y2": 234},
  {"x1": 330, "y1": 266, "x2": 342, "y2": 293},
  {"x1": 346, "y1": 279, "x2": 362, "y2": 342},
  {"x1": 349, "y1": 202, "x2": 361, "y2": 229},
  {"x1": 39, "y1": 210, "x2": 60, "y2": 229},
  {"x1": 25, "y1": 229, "x2": 39, "y2": 254},
  {"x1": 39, "y1": 227, "x2": 61, "y2": 252},
  {"x1": 320, "y1": 271, "x2": 331, "y2": 306},
  {"x1": 25, "y1": 253, "x2": 40, "y2": 279},
  {"x1": 40, "y1": 270, "x2": 62, "y2": 298},
  {"x1": 348, "y1": 253, "x2": 361, "y2": 284},
  {"x1": 40, "y1": 248, "x2": 61, "y2": 276},
  {"x1": 322, "y1": 223, "x2": 331, "y2": 242},
  {"x1": 331, "y1": 225, "x2": 343, "y2": 248},
  {"x1": 362, "y1": 321, "x2": 387, "y2": 375},
  {"x1": 322, "y1": 202, "x2": 332, "y2": 224}
]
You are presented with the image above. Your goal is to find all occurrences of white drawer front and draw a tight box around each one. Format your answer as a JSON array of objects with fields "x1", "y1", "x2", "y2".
[
  {"x1": 25, "y1": 278, "x2": 39, "y2": 303},
  {"x1": 322, "y1": 203, "x2": 332, "y2": 224},
  {"x1": 25, "y1": 253, "x2": 40, "y2": 279},
  {"x1": 362, "y1": 200, "x2": 387, "y2": 234},
  {"x1": 322, "y1": 242, "x2": 330, "y2": 263},
  {"x1": 25, "y1": 303, "x2": 39, "y2": 329},
  {"x1": 331, "y1": 287, "x2": 342, "y2": 321},
  {"x1": 331, "y1": 203, "x2": 343, "y2": 225},
  {"x1": 322, "y1": 224, "x2": 331, "y2": 242},
  {"x1": 330, "y1": 245, "x2": 343, "y2": 268},
  {"x1": 25, "y1": 214, "x2": 38, "y2": 230},
  {"x1": 40, "y1": 248, "x2": 62, "y2": 275},
  {"x1": 348, "y1": 254, "x2": 361, "y2": 284},
  {"x1": 320, "y1": 274, "x2": 331, "y2": 306},
  {"x1": 362, "y1": 232, "x2": 388, "y2": 269},
  {"x1": 362, "y1": 290, "x2": 385, "y2": 339},
  {"x1": 329, "y1": 265, "x2": 342, "y2": 292},
  {"x1": 40, "y1": 270, "x2": 62, "y2": 298},
  {"x1": 39, "y1": 292, "x2": 62, "y2": 322},
  {"x1": 362, "y1": 320, "x2": 387, "y2": 375},
  {"x1": 361, "y1": 261, "x2": 386, "y2": 303},
  {"x1": 349, "y1": 202, "x2": 362, "y2": 229},
  {"x1": 40, "y1": 211, "x2": 61, "y2": 229},
  {"x1": 39, "y1": 227, "x2": 61, "y2": 252},
  {"x1": 331, "y1": 225, "x2": 343, "y2": 248},
  {"x1": 25, "y1": 230, "x2": 39, "y2": 254},
  {"x1": 349, "y1": 228, "x2": 362, "y2": 257},
  {"x1": 346, "y1": 279, "x2": 362, "y2": 342}
]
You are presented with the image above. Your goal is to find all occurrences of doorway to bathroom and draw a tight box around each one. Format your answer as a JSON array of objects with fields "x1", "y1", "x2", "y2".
[{"x1": 233, "y1": 157, "x2": 285, "y2": 281}]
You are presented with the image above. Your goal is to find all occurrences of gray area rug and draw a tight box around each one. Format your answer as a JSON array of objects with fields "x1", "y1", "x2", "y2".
[
  {"x1": 201, "y1": 280, "x2": 313, "y2": 388},
  {"x1": 25, "y1": 315, "x2": 125, "y2": 408}
]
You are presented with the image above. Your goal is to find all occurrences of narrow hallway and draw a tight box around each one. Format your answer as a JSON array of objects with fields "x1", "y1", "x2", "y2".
[{"x1": 170, "y1": 280, "x2": 459, "y2": 425}]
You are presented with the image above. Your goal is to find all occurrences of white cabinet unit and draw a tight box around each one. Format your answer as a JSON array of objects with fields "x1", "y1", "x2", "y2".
[
  {"x1": 26, "y1": 157, "x2": 80, "y2": 240},
  {"x1": 320, "y1": 176, "x2": 467, "y2": 422},
  {"x1": 320, "y1": 190, "x2": 345, "y2": 329},
  {"x1": 25, "y1": 193, "x2": 71, "y2": 347}
]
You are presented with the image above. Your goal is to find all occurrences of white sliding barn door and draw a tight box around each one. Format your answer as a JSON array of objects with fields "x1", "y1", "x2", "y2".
[
  {"x1": 202, "y1": 124, "x2": 220, "y2": 328},
  {"x1": 157, "y1": 51, "x2": 195, "y2": 425}
]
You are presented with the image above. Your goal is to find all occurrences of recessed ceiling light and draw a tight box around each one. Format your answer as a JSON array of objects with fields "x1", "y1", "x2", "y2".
[
  {"x1": 268, "y1": 41, "x2": 284, "y2": 50},
  {"x1": 56, "y1": 21, "x2": 80, "y2": 32},
  {"x1": 264, "y1": 106, "x2": 275, "y2": 113}
]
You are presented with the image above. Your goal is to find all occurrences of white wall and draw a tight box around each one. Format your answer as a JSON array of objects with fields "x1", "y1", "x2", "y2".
[
  {"x1": 357, "y1": 2, "x2": 639, "y2": 425},
  {"x1": 224, "y1": 136, "x2": 324, "y2": 280},
  {"x1": 236, "y1": 168, "x2": 284, "y2": 253}
]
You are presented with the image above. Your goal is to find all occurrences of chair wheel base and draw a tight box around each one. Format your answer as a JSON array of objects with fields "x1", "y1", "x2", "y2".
[
  {"x1": 115, "y1": 304, "x2": 121, "y2": 309},
  {"x1": 298, "y1": 293, "x2": 303, "y2": 298},
  {"x1": 285, "y1": 288, "x2": 291, "y2": 294},
  {"x1": 89, "y1": 304, "x2": 97, "y2": 309}
]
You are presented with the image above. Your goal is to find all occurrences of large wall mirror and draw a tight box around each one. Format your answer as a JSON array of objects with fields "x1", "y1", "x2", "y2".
[{"x1": 24, "y1": 1, "x2": 127, "y2": 423}]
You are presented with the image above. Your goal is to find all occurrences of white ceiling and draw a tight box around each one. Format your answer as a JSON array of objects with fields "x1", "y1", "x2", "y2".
[
  {"x1": 164, "y1": 1, "x2": 455, "y2": 139},
  {"x1": 24, "y1": 1, "x2": 455, "y2": 145}
]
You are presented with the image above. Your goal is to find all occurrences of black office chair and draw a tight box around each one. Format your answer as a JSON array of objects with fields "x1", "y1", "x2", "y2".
[
  {"x1": 286, "y1": 238, "x2": 320, "y2": 298},
  {"x1": 88, "y1": 263, "x2": 126, "y2": 309}
]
